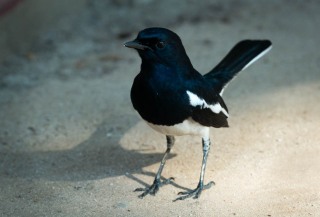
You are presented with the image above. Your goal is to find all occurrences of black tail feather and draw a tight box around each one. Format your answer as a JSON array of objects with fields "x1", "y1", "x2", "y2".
[{"x1": 204, "y1": 40, "x2": 272, "y2": 94}]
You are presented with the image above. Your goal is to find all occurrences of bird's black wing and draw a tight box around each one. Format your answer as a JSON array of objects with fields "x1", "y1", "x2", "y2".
[
  {"x1": 191, "y1": 96, "x2": 229, "y2": 128},
  {"x1": 185, "y1": 81, "x2": 229, "y2": 128},
  {"x1": 204, "y1": 40, "x2": 272, "y2": 94}
]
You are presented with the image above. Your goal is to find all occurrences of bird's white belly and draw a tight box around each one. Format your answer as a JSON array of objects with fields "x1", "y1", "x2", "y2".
[{"x1": 147, "y1": 118, "x2": 209, "y2": 139}]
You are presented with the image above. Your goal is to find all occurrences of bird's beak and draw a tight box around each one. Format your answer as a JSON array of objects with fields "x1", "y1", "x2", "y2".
[{"x1": 124, "y1": 40, "x2": 150, "y2": 50}]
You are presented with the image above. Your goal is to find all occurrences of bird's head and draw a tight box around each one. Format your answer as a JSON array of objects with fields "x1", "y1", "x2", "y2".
[{"x1": 124, "y1": 27, "x2": 192, "y2": 69}]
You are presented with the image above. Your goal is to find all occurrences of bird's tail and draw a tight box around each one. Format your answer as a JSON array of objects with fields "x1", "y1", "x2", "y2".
[{"x1": 203, "y1": 40, "x2": 272, "y2": 95}]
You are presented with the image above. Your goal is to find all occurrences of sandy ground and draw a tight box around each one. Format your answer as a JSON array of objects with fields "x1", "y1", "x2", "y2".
[{"x1": 1, "y1": 1, "x2": 320, "y2": 216}]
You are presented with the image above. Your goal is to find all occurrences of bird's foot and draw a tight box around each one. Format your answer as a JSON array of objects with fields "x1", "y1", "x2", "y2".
[
  {"x1": 173, "y1": 181, "x2": 215, "y2": 201},
  {"x1": 134, "y1": 177, "x2": 174, "y2": 198}
]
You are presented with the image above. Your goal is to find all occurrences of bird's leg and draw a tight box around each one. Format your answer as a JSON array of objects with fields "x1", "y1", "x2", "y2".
[
  {"x1": 174, "y1": 138, "x2": 215, "y2": 201},
  {"x1": 135, "y1": 135, "x2": 175, "y2": 198}
]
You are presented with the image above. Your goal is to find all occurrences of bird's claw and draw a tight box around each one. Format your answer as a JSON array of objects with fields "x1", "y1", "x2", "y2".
[
  {"x1": 173, "y1": 181, "x2": 215, "y2": 201},
  {"x1": 134, "y1": 177, "x2": 174, "y2": 198}
]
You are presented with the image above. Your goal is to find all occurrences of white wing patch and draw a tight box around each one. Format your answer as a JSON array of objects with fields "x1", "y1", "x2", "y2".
[{"x1": 186, "y1": 90, "x2": 229, "y2": 117}]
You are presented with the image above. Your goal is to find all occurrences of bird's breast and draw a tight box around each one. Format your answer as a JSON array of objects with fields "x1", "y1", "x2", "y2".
[{"x1": 131, "y1": 72, "x2": 191, "y2": 126}]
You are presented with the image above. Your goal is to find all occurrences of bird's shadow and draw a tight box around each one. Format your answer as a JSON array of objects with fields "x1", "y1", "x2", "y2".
[
  {"x1": 0, "y1": 118, "x2": 185, "y2": 191},
  {"x1": 126, "y1": 171, "x2": 191, "y2": 192}
]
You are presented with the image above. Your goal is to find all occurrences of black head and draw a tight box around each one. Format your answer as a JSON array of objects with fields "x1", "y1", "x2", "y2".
[{"x1": 124, "y1": 27, "x2": 192, "y2": 69}]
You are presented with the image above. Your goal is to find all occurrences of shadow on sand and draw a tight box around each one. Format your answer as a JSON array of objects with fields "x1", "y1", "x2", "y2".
[{"x1": 0, "y1": 119, "x2": 176, "y2": 184}]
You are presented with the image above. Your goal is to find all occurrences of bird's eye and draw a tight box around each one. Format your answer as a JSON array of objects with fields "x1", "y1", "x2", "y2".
[{"x1": 155, "y1": 41, "x2": 166, "y2": 49}]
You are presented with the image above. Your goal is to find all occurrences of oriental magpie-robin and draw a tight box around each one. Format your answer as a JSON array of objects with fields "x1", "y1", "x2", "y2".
[{"x1": 124, "y1": 27, "x2": 271, "y2": 201}]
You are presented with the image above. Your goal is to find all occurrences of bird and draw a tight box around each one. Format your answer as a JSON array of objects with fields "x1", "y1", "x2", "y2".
[{"x1": 124, "y1": 27, "x2": 271, "y2": 201}]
